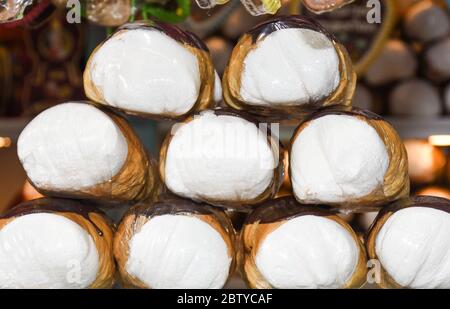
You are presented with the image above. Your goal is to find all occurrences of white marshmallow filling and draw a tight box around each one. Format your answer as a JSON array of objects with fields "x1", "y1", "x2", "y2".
[
  {"x1": 291, "y1": 115, "x2": 389, "y2": 203},
  {"x1": 255, "y1": 215, "x2": 359, "y2": 289},
  {"x1": 0, "y1": 213, "x2": 99, "y2": 289},
  {"x1": 375, "y1": 207, "x2": 450, "y2": 289},
  {"x1": 89, "y1": 29, "x2": 201, "y2": 115},
  {"x1": 126, "y1": 214, "x2": 231, "y2": 289},
  {"x1": 240, "y1": 28, "x2": 340, "y2": 106},
  {"x1": 164, "y1": 110, "x2": 276, "y2": 202},
  {"x1": 17, "y1": 102, "x2": 128, "y2": 191}
]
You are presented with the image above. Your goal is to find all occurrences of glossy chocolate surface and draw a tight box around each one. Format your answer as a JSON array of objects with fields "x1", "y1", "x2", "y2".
[
  {"x1": 118, "y1": 20, "x2": 208, "y2": 51},
  {"x1": 0, "y1": 198, "x2": 106, "y2": 236},
  {"x1": 245, "y1": 196, "x2": 337, "y2": 225},
  {"x1": 247, "y1": 15, "x2": 336, "y2": 43}
]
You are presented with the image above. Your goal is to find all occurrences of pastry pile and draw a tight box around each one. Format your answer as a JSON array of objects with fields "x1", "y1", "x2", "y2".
[{"x1": 2, "y1": 14, "x2": 449, "y2": 289}]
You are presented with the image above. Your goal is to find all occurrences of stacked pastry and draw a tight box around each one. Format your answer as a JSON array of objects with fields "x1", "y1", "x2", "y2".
[
  {"x1": 3, "y1": 20, "x2": 225, "y2": 289},
  {"x1": 6, "y1": 13, "x2": 449, "y2": 290}
]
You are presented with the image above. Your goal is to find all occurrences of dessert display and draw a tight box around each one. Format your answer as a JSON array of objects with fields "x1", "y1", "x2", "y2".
[
  {"x1": 114, "y1": 197, "x2": 236, "y2": 288},
  {"x1": 84, "y1": 20, "x2": 216, "y2": 120},
  {"x1": 240, "y1": 197, "x2": 367, "y2": 289},
  {"x1": 367, "y1": 196, "x2": 450, "y2": 289},
  {"x1": 17, "y1": 102, "x2": 156, "y2": 203},
  {"x1": 3, "y1": 0, "x2": 449, "y2": 292},
  {"x1": 0, "y1": 198, "x2": 115, "y2": 288},
  {"x1": 159, "y1": 109, "x2": 283, "y2": 208},
  {"x1": 289, "y1": 106, "x2": 409, "y2": 210},
  {"x1": 222, "y1": 16, "x2": 356, "y2": 120}
]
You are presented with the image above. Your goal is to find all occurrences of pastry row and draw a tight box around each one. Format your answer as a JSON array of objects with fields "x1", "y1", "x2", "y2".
[
  {"x1": 83, "y1": 17, "x2": 355, "y2": 121},
  {"x1": 17, "y1": 101, "x2": 409, "y2": 211},
  {"x1": 1, "y1": 195, "x2": 449, "y2": 289}
]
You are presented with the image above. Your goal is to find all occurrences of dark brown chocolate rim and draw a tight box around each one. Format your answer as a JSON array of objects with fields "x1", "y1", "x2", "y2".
[
  {"x1": 114, "y1": 195, "x2": 237, "y2": 289},
  {"x1": 288, "y1": 106, "x2": 410, "y2": 210},
  {"x1": 158, "y1": 108, "x2": 285, "y2": 210},
  {"x1": 24, "y1": 101, "x2": 155, "y2": 204},
  {"x1": 366, "y1": 196, "x2": 450, "y2": 289},
  {"x1": 222, "y1": 15, "x2": 356, "y2": 121},
  {"x1": 84, "y1": 20, "x2": 215, "y2": 120},
  {"x1": 240, "y1": 196, "x2": 367, "y2": 289},
  {"x1": 0, "y1": 197, "x2": 116, "y2": 289},
  {"x1": 0, "y1": 197, "x2": 107, "y2": 235}
]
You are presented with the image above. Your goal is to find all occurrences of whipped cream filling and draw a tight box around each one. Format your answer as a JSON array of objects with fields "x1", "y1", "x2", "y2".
[
  {"x1": 164, "y1": 110, "x2": 276, "y2": 202},
  {"x1": 17, "y1": 102, "x2": 128, "y2": 191},
  {"x1": 240, "y1": 28, "x2": 340, "y2": 106},
  {"x1": 126, "y1": 214, "x2": 231, "y2": 289},
  {"x1": 376, "y1": 207, "x2": 450, "y2": 289},
  {"x1": 291, "y1": 115, "x2": 389, "y2": 203},
  {"x1": 90, "y1": 29, "x2": 201, "y2": 115},
  {"x1": 256, "y1": 215, "x2": 359, "y2": 289},
  {"x1": 0, "y1": 213, "x2": 99, "y2": 288}
]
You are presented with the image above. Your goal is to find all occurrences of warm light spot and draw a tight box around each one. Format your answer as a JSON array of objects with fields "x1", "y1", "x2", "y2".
[
  {"x1": 0, "y1": 137, "x2": 11, "y2": 148},
  {"x1": 428, "y1": 135, "x2": 450, "y2": 147}
]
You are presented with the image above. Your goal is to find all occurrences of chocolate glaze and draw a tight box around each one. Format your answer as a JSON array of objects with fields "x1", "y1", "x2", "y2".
[
  {"x1": 126, "y1": 193, "x2": 234, "y2": 235},
  {"x1": 0, "y1": 198, "x2": 106, "y2": 236},
  {"x1": 304, "y1": 105, "x2": 383, "y2": 123},
  {"x1": 377, "y1": 196, "x2": 450, "y2": 221},
  {"x1": 176, "y1": 107, "x2": 286, "y2": 209},
  {"x1": 118, "y1": 20, "x2": 208, "y2": 51},
  {"x1": 245, "y1": 196, "x2": 338, "y2": 225},
  {"x1": 247, "y1": 15, "x2": 336, "y2": 44}
]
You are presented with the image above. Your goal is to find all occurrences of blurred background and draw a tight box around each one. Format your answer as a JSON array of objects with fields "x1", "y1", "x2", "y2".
[{"x1": 0, "y1": 0, "x2": 450, "y2": 235}]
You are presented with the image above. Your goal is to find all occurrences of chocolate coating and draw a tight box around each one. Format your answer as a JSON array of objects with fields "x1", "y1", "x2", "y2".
[
  {"x1": 245, "y1": 196, "x2": 338, "y2": 225},
  {"x1": 247, "y1": 15, "x2": 336, "y2": 43},
  {"x1": 0, "y1": 198, "x2": 107, "y2": 236},
  {"x1": 118, "y1": 20, "x2": 208, "y2": 51}
]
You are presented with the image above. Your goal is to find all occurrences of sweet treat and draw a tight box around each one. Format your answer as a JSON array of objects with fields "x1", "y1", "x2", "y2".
[
  {"x1": 417, "y1": 186, "x2": 450, "y2": 199},
  {"x1": 303, "y1": 0, "x2": 354, "y2": 14},
  {"x1": 367, "y1": 196, "x2": 450, "y2": 288},
  {"x1": 403, "y1": 139, "x2": 446, "y2": 184},
  {"x1": 0, "y1": 198, "x2": 115, "y2": 288},
  {"x1": 114, "y1": 197, "x2": 236, "y2": 288},
  {"x1": 403, "y1": 1, "x2": 450, "y2": 43},
  {"x1": 425, "y1": 37, "x2": 450, "y2": 82},
  {"x1": 389, "y1": 79, "x2": 442, "y2": 117},
  {"x1": 289, "y1": 106, "x2": 409, "y2": 210},
  {"x1": 160, "y1": 109, "x2": 283, "y2": 208},
  {"x1": 222, "y1": 16, "x2": 356, "y2": 120},
  {"x1": 85, "y1": 0, "x2": 131, "y2": 27},
  {"x1": 17, "y1": 102, "x2": 155, "y2": 202},
  {"x1": 365, "y1": 40, "x2": 417, "y2": 86},
  {"x1": 84, "y1": 20, "x2": 216, "y2": 119},
  {"x1": 241, "y1": 197, "x2": 367, "y2": 289}
]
